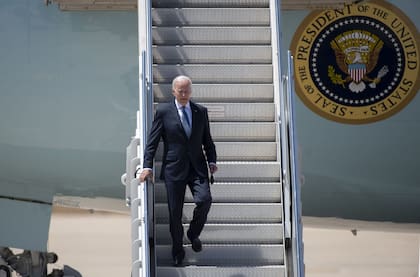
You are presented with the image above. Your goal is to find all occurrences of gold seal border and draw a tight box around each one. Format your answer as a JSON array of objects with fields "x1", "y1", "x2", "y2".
[{"x1": 290, "y1": 0, "x2": 420, "y2": 124}]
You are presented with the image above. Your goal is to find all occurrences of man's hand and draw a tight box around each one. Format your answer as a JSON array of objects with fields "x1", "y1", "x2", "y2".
[
  {"x1": 209, "y1": 164, "x2": 218, "y2": 174},
  {"x1": 139, "y1": 169, "x2": 153, "y2": 182}
]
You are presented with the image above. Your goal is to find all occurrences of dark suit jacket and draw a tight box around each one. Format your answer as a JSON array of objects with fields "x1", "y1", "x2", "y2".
[{"x1": 143, "y1": 100, "x2": 217, "y2": 181}]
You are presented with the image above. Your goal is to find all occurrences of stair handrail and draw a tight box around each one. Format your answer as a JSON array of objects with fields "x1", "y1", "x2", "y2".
[
  {"x1": 286, "y1": 51, "x2": 305, "y2": 277},
  {"x1": 123, "y1": 135, "x2": 155, "y2": 277},
  {"x1": 270, "y1": 0, "x2": 305, "y2": 276},
  {"x1": 123, "y1": 0, "x2": 155, "y2": 276}
]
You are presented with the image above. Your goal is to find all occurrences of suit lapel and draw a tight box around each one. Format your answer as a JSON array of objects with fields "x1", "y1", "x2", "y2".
[
  {"x1": 170, "y1": 101, "x2": 184, "y2": 133},
  {"x1": 190, "y1": 102, "x2": 199, "y2": 136}
]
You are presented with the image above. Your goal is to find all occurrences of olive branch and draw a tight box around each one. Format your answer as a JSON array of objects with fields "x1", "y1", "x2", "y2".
[{"x1": 328, "y1": 66, "x2": 346, "y2": 88}]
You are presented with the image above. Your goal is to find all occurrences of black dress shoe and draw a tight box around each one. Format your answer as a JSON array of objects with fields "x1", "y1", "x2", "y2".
[
  {"x1": 187, "y1": 231, "x2": 203, "y2": 252},
  {"x1": 173, "y1": 251, "x2": 185, "y2": 267},
  {"x1": 190, "y1": 237, "x2": 202, "y2": 252}
]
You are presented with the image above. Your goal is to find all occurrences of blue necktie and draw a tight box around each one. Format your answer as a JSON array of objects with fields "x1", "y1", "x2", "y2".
[{"x1": 181, "y1": 106, "x2": 191, "y2": 137}]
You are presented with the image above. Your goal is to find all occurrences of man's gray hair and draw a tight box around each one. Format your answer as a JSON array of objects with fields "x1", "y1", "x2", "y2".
[{"x1": 172, "y1": 75, "x2": 192, "y2": 89}]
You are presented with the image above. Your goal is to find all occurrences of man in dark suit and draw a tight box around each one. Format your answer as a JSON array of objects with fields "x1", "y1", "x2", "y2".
[{"x1": 139, "y1": 75, "x2": 217, "y2": 266}]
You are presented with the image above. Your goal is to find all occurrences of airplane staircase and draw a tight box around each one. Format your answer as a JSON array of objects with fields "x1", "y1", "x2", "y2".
[{"x1": 123, "y1": 0, "x2": 304, "y2": 276}]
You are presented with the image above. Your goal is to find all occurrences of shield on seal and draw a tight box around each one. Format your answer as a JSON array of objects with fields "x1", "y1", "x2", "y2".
[{"x1": 348, "y1": 63, "x2": 366, "y2": 83}]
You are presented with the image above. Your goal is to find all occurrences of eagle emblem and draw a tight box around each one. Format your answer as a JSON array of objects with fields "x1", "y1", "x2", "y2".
[{"x1": 328, "y1": 30, "x2": 388, "y2": 93}]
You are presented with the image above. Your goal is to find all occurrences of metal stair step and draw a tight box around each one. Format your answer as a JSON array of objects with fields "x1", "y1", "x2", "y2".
[
  {"x1": 152, "y1": 102, "x2": 274, "y2": 121},
  {"x1": 154, "y1": 83, "x2": 273, "y2": 103},
  {"x1": 155, "y1": 203, "x2": 283, "y2": 224},
  {"x1": 153, "y1": 64, "x2": 273, "y2": 83},
  {"x1": 156, "y1": 244, "x2": 284, "y2": 266},
  {"x1": 153, "y1": 45, "x2": 272, "y2": 64},
  {"x1": 152, "y1": 0, "x2": 270, "y2": 8},
  {"x1": 155, "y1": 182, "x2": 281, "y2": 203},
  {"x1": 216, "y1": 161, "x2": 281, "y2": 182},
  {"x1": 147, "y1": 122, "x2": 276, "y2": 141},
  {"x1": 203, "y1": 102, "x2": 275, "y2": 122},
  {"x1": 155, "y1": 141, "x2": 277, "y2": 161},
  {"x1": 215, "y1": 141, "x2": 277, "y2": 160},
  {"x1": 156, "y1": 223, "x2": 283, "y2": 244},
  {"x1": 152, "y1": 103, "x2": 275, "y2": 122},
  {"x1": 153, "y1": 27, "x2": 271, "y2": 45},
  {"x1": 210, "y1": 122, "x2": 276, "y2": 142},
  {"x1": 156, "y1": 266, "x2": 285, "y2": 277},
  {"x1": 152, "y1": 8, "x2": 270, "y2": 26},
  {"x1": 155, "y1": 161, "x2": 281, "y2": 182}
]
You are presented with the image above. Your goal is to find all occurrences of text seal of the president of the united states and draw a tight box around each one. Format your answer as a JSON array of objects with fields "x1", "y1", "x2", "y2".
[{"x1": 290, "y1": 0, "x2": 419, "y2": 124}]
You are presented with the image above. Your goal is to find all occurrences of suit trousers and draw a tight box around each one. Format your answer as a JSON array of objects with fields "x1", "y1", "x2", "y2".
[{"x1": 164, "y1": 169, "x2": 212, "y2": 257}]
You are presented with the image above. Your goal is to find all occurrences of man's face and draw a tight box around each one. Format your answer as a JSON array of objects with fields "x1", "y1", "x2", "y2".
[{"x1": 172, "y1": 78, "x2": 192, "y2": 106}]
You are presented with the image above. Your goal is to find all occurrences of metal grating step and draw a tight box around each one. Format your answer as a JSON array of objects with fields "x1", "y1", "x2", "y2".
[
  {"x1": 153, "y1": 45, "x2": 272, "y2": 64},
  {"x1": 147, "y1": 122, "x2": 276, "y2": 142},
  {"x1": 155, "y1": 203, "x2": 283, "y2": 224},
  {"x1": 155, "y1": 161, "x2": 281, "y2": 182},
  {"x1": 210, "y1": 122, "x2": 276, "y2": 142},
  {"x1": 153, "y1": 27, "x2": 271, "y2": 45},
  {"x1": 156, "y1": 223, "x2": 283, "y2": 244},
  {"x1": 203, "y1": 102, "x2": 275, "y2": 122},
  {"x1": 154, "y1": 141, "x2": 277, "y2": 161},
  {"x1": 157, "y1": 266, "x2": 285, "y2": 277},
  {"x1": 154, "y1": 83, "x2": 273, "y2": 103},
  {"x1": 206, "y1": 103, "x2": 275, "y2": 122},
  {"x1": 153, "y1": 64, "x2": 273, "y2": 83},
  {"x1": 215, "y1": 141, "x2": 277, "y2": 160},
  {"x1": 216, "y1": 161, "x2": 281, "y2": 182},
  {"x1": 152, "y1": 0, "x2": 270, "y2": 8},
  {"x1": 156, "y1": 244, "x2": 284, "y2": 266},
  {"x1": 152, "y1": 102, "x2": 274, "y2": 121},
  {"x1": 152, "y1": 8, "x2": 270, "y2": 26},
  {"x1": 155, "y1": 182, "x2": 282, "y2": 203}
]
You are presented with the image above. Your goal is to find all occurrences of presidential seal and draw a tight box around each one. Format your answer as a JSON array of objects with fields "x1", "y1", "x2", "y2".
[{"x1": 290, "y1": 0, "x2": 419, "y2": 124}]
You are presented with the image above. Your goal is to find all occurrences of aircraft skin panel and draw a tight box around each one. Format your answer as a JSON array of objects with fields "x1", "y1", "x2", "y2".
[
  {"x1": 0, "y1": 2, "x2": 136, "y2": 202},
  {"x1": 280, "y1": 0, "x2": 420, "y2": 223},
  {"x1": 0, "y1": 198, "x2": 51, "y2": 251},
  {"x1": 0, "y1": 1, "x2": 136, "y2": 250},
  {"x1": 0, "y1": 142, "x2": 126, "y2": 201},
  {"x1": 301, "y1": 172, "x2": 420, "y2": 223},
  {"x1": 294, "y1": 89, "x2": 420, "y2": 223}
]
